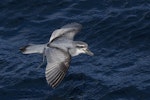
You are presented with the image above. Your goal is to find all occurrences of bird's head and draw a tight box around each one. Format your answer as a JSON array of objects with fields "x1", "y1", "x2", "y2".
[{"x1": 74, "y1": 41, "x2": 94, "y2": 56}]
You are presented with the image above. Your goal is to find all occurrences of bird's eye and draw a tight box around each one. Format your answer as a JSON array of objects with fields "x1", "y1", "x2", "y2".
[{"x1": 76, "y1": 45, "x2": 85, "y2": 48}]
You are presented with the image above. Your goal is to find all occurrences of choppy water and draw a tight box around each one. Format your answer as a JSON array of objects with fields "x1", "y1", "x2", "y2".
[{"x1": 0, "y1": 0, "x2": 150, "y2": 100}]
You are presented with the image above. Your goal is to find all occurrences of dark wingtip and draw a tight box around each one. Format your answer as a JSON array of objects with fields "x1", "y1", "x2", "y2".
[{"x1": 19, "y1": 45, "x2": 29, "y2": 52}]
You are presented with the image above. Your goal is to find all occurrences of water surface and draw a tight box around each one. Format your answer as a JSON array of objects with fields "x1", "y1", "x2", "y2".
[{"x1": 0, "y1": 0, "x2": 150, "y2": 100}]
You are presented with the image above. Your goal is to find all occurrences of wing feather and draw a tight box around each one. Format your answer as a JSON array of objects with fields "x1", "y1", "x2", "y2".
[
  {"x1": 52, "y1": 72, "x2": 65, "y2": 87},
  {"x1": 45, "y1": 47, "x2": 71, "y2": 88},
  {"x1": 51, "y1": 72, "x2": 62, "y2": 87},
  {"x1": 46, "y1": 69, "x2": 59, "y2": 84},
  {"x1": 49, "y1": 22, "x2": 82, "y2": 43}
]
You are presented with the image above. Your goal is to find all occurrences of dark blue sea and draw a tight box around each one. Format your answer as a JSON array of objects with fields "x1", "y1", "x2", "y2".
[{"x1": 0, "y1": 0, "x2": 150, "y2": 100}]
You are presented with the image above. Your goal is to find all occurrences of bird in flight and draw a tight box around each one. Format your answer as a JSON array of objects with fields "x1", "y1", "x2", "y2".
[{"x1": 20, "y1": 23, "x2": 94, "y2": 88}]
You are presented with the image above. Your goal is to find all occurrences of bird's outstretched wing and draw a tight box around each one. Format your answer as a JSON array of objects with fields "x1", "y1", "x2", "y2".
[
  {"x1": 49, "y1": 22, "x2": 82, "y2": 43},
  {"x1": 45, "y1": 47, "x2": 71, "y2": 88}
]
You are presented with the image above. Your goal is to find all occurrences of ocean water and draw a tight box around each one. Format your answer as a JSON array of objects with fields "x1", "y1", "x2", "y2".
[{"x1": 0, "y1": 0, "x2": 150, "y2": 100}]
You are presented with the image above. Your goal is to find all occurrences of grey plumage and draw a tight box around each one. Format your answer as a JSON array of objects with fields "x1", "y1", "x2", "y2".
[
  {"x1": 20, "y1": 44, "x2": 46, "y2": 54},
  {"x1": 49, "y1": 22, "x2": 82, "y2": 42},
  {"x1": 20, "y1": 22, "x2": 93, "y2": 88},
  {"x1": 45, "y1": 47, "x2": 71, "y2": 87}
]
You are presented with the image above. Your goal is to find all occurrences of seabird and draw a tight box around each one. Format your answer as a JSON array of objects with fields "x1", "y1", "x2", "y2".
[{"x1": 20, "y1": 22, "x2": 94, "y2": 88}]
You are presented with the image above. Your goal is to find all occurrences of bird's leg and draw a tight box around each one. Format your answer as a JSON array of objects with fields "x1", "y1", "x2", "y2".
[{"x1": 37, "y1": 48, "x2": 46, "y2": 69}]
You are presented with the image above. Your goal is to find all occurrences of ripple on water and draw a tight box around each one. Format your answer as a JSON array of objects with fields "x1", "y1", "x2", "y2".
[{"x1": 0, "y1": 0, "x2": 150, "y2": 99}]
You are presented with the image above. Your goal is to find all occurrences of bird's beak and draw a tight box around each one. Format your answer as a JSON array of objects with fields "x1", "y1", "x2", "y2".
[{"x1": 85, "y1": 49, "x2": 94, "y2": 56}]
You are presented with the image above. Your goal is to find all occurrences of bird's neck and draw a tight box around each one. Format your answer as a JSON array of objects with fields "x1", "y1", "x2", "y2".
[{"x1": 69, "y1": 48, "x2": 82, "y2": 57}]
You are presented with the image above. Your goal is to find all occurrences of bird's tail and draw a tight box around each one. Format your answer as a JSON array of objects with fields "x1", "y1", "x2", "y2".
[{"x1": 20, "y1": 44, "x2": 46, "y2": 54}]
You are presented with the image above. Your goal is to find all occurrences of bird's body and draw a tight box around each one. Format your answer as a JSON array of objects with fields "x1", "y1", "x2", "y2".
[{"x1": 20, "y1": 23, "x2": 93, "y2": 88}]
